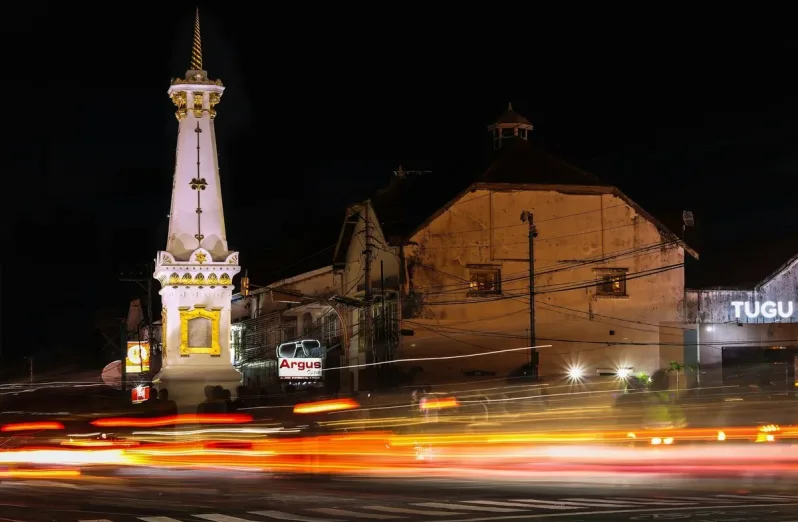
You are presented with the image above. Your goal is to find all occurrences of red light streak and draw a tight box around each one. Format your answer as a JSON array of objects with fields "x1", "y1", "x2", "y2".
[
  {"x1": 1, "y1": 422, "x2": 65, "y2": 432},
  {"x1": 90, "y1": 414, "x2": 252, "y2": 427}
]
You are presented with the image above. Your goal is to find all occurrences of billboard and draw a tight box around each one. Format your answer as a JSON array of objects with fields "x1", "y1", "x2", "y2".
[
  {"x1": 126, "y1": 342, "x2": 150, "y2": 374},
  {"x1": 278, "y1": 358, "x2": 323, "y2": 380}
]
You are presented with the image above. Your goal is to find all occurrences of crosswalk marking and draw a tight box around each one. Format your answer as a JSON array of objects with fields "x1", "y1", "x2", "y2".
[
  {"x1": 414, "y1": 502, "x2": 522, "y2": 513},
  {"x1": 464, "y1": 500, "x2": 560, "y2": 508},
  {"x1": 562, "y1": 498, "x2": 658, "y2": 506},
  {"x1": 716, "y1": 494, "x2": 798, "y2": 501},
  {"x1": 576, "y1": 497, "x2": 697, "y2": 506},
  {"x1": 73, "y1": 494, "x2": 798, "y2": 522},
  {"x1": 657, "y1": 496, "x2": 739, "y2": 503},
  {"x1": 249, "y1": 510, "x2": 341, "y2": 522},
  {"x1": 481, "y1": 499, "x2": 580, "y2": 510},
  {"x1": 362, "y1": 506, "x2": 465, "y2": 516},
  {"x1": 510, "y1": 498, "x2": 639, "y2": 508},
  {"x1": 193, "y1": 515, "x2": 262, "y2": 522},
  {"x1": 308, "y1": 508, "x2": 400, "y2": 519}
]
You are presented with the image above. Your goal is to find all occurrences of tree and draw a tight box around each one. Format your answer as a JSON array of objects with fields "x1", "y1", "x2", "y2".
[{"x1": 667, "y1": 361, "x2": 699, "y2": 399}]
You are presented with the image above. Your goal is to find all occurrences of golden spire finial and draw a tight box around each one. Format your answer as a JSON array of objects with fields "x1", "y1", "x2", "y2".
[{"x1": 190, "y1": 8, "x2": 203, "y2": 71}]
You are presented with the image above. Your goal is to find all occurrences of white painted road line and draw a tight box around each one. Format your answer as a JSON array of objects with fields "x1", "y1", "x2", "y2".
[
  {"x1": 580, "y1": 498, "x2": 697, "y2": 506},
  {"x1": 661, "y1": 496, "x2": 743, "y2": 503},
  {"x1": 509, "y1": 499, "x2": 639, "y2": 508},
  {"x1": 415, "y1": 502, "x2": 523, "y2": 513},
  {"x1": 193, "y1": 515, "x2": 264, "y2": 522},
  {"x1": 308, "y1": 507, "x2": 401, "y2": 519},
  {"x1": 441, "y1": 501, "x2": 798, "y2": 522},
  {"x1": 362, "y1": 505, "x2": 466, "y2": 516},
  {"x1": 249, "y1": 510, "x2": 342, "y2": 522},
  {"x1": 716, "y1": 494, "x2": 798, "y2": 501},
  {"x1": 481, "y1": 500, "x2": 579, "y2": 510},
  {"x1": 139, "y1": 518, "x2": 184, "y2": 522},
  {"x1": 465, "y1": 501, "x2": 567, "y2": 509}
]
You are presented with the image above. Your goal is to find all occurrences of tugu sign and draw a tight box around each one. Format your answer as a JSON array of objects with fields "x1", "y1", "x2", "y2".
[{"x1": 731, "y1": 301, "x2": 795, "y2": 320}]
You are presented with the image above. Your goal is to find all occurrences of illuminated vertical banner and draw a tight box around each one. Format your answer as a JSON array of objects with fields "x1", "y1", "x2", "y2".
[{"x1": 126, "y1": 342, "x2": 151, "y2": 374}]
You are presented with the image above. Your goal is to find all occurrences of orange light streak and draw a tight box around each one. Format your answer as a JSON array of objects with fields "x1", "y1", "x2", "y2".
[
  {"x1": 1, "y1": 422, "x2": 65, "y2": 432},
  {"x1": 0, "y1": 469, "x2": 81, "y2": 478},
  {"x1": 293, "y1": 398, "x2": 360, "y2": 414},
  {"x1": 419, "y1": 397, "x2": 460, "y2": 410},
  {"x1": 91, "y1": 414, "x2": 252, "y2": 427}
]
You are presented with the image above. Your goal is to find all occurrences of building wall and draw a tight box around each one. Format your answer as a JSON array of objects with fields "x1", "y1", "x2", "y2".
[
  {"x1": 759, "y1": 256, "x2": 798, "y2": 308},
  {"x1": 340, "y1": 202, "x2": 401, "y2": 350},
  {"x1": 235, "y1": 267, "x2": 343, "y2": 391},
  {"x1": 401, "y1": 188, "x2": 687, "y2": 382},
  {"x1": 684, "y1": 256, "x2": 798, "y2": 386}
]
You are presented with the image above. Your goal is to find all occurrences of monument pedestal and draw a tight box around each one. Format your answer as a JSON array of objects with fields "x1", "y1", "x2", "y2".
[{"x1": 154, "y1": 364, "x2": 241, "y2": 412}]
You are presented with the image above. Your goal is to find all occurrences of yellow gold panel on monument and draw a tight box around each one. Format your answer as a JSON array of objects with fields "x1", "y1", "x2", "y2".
[{"x1": 178, "y1": 305, "x2": 222, "y2": 357}]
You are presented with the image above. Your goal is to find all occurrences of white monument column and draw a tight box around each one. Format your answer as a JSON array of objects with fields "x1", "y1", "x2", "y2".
[{"x1": 153, "y1": 9, "x2": 241, "y2": 409}]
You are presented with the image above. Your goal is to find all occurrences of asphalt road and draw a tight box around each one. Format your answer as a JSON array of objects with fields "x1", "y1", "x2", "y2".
[{"x1": 1, "y1": 472, "x2": 798, "y2": 522}]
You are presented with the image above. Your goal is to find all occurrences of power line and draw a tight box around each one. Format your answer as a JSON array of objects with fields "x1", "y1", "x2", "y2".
[{"x1": 426, "y1": 203, "x2": 629, "y2": 237}]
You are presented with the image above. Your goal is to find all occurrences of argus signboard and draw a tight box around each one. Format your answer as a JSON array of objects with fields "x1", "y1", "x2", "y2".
[{"x1": 278, "y1": 358, "x2": 323, "y2": 380}]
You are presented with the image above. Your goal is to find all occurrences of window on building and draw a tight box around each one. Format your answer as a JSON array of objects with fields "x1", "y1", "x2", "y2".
[
  {"x1": 323, "y1": 314, "x2": 339, "y2": 340},
  {"x1": 468, "y1": 267, "x2": 501, "y2": 296},
  {"x1": 595, "y1": 270, "x2": 627, "y2": 297}
]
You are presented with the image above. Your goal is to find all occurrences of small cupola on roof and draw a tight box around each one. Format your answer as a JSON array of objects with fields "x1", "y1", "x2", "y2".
[{"x1": 487, "y1": 102, "x2": 534, "y2": 150}]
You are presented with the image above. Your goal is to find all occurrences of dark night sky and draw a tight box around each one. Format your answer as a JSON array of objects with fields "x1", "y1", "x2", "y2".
[{"x1": 3, "y1": 6, "x2": 797, "y2": 369}]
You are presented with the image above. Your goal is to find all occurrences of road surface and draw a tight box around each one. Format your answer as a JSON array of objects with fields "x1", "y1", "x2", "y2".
[{"x1": 1, "y1": 471, "x2": 797, "y2": 521}]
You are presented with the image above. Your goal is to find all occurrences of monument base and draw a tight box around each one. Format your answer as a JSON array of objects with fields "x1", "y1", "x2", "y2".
[{"x1": 153, "y1": 364, "x2": 242, "y2": 412}]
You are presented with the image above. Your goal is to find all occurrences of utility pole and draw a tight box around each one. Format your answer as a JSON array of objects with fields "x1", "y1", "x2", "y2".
[
  {"x1": 120, "y1": 320, "x2": 127, "y2": 391},
  {"x1": 119, "y1": 262, "x2": 156, "y2": 386},
  {"x1": 381, "y1": 260, "x2": 386, "y2": 362},
  {"x1": 363, "y1": 202, "x2": 374, "y2": 366},
  {"x1": 25, "y1": 356, "x2": 33, "y2": 384},
  {"x1": 520, "y1": 210, "x2": 539, "y2": 378}
]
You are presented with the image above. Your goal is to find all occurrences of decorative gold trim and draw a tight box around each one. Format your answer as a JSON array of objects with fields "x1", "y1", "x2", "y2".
[
  {"x1": 160, "y1": 271, "x2": 233, "y2": 287},
  {"x1": 179, "y1": 306, "x2": 221, "y2": 356},
  {"x1": 171, "y1": 91, "x2": 188, "y2": 120},
  {"x1": 161, "y1": 308, "x2": 168, "y2": 359},
  {"x1": 209, "y1": 92, "x2": 220, "y2": 119},
  {"x1": 191, "y1": 8, "x2": 203, "y2": 71},
  {"x1": 171, "y1": 76, "x2": 223, "y2": 87},
  {"x1": 192, "y1": 92, "x2": 203, "y2": 118}
]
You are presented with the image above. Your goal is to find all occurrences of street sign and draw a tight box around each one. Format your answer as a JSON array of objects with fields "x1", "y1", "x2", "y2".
[{"x1": 131, "y1": 385, "x2": 150, "y2": 404}]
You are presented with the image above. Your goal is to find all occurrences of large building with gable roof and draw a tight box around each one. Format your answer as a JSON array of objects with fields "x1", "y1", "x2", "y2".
[{"x1": 330, "y1": 104, "x2": 699, "y2": 389}]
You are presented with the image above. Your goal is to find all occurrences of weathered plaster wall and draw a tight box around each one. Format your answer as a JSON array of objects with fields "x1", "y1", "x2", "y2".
[
  {"x1": 683, "y1": 257, "x2": 798, "y2": 386},
  {"x1": 684, "y1": 289, "x2": 754, "y2": 324},
  {"x1": 759, "y1": 257, "x2": 798, "y2": 308},
  {"x1": 401, "y1": 188, "x2": 686, "y2": 381},
  {"x1": 338, "y1": 202, "x2": 401, "y2": 391}
]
